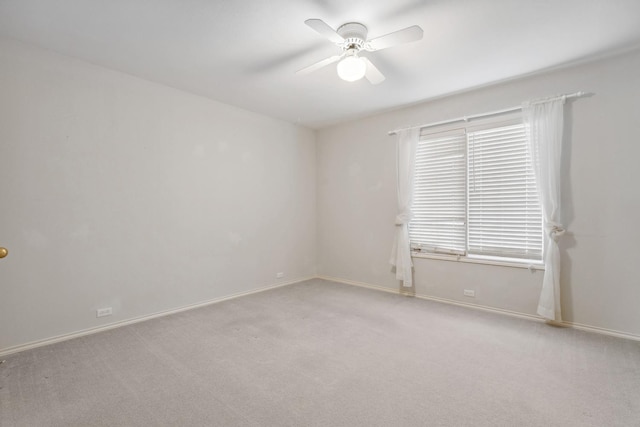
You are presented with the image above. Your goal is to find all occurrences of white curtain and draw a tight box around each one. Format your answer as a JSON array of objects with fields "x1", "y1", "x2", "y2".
[
  {"x1": 523, "y1": 98, "x2": 565, "y2": 321},
  {"x1": 390, "y1": 128, "x2": 419, "y2": 287}
]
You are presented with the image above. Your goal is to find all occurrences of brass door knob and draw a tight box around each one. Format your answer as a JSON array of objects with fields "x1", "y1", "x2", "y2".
[{"x1": 0, "y1": 247, "x2": 8, "y2": 258}]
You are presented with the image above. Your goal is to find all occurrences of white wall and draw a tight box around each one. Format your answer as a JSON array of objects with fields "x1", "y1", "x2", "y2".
[
  {"x1": 317, "y1": 49, "x2": 640, "y2": 337},
  {"x1": 2, "y1": 37, "x2": 639, "y2": 353},
  {"x1": 0, "y1": 38, "x2": 316, "y2": 352}
]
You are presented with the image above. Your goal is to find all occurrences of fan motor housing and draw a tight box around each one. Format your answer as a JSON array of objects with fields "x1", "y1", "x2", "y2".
[{"x1": 337, "y1": 22, "x2": 367, "y2": 50}]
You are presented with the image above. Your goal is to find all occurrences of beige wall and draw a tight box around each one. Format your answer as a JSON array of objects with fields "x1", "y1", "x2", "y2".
[
  {"x1": 317, "y1": 49, "x2": 640, "y2": 337},
  {"x1": 0, "y1": 39, "x2": 317, "y2": 351}
]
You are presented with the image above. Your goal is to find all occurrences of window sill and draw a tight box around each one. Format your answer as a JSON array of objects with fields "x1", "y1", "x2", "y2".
[{"x1": 411, "y1": 251, "x2": 545, "y2": 271}]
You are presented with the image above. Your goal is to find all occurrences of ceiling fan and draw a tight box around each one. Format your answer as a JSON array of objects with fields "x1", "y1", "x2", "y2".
[{"x1": 297, "y1": 19, "x2": 424, "y2": 84}]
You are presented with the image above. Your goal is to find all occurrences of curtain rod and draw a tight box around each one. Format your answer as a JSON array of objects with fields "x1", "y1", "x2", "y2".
[{"x1": 387, "y1": 91, "x2": 589, "y2": 136}]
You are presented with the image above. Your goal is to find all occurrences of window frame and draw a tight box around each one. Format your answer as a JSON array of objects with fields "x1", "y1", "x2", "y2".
[{"x1": 409, "y1": 113, "x2": 545, "y2": 270}]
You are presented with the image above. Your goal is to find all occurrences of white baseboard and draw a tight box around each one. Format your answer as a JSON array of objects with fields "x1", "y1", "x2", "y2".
[
  {"x1": 317, "y1": 275, "x2": 640, "y2": 342},
  {"x1": 0, "y1": 276, "x2": 314, "y2": 357},
  {"x1": 4, "y1": 274, "x2": 638, "y2": 357}
]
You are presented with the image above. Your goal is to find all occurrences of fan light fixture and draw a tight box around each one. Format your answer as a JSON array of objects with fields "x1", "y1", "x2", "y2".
[{"x1": 337, "y1": 53, "x2": 366, "y2": 82}]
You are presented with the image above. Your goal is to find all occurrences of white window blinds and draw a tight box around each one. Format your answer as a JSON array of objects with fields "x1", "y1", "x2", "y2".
[
  {"x1": 410, "y1": 129, "x2": 467, "y2": 255},
  {"x1": 467, "y1": 124, "x2": 543, "y2": 260},
  {"x1": 409, "y1": 118, "x2": 543, "y2": 264}
]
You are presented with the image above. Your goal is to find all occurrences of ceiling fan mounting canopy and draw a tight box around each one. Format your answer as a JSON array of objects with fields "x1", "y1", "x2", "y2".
[{"x1": 297, "y1": 18, "x2": 424, "y2": 85}]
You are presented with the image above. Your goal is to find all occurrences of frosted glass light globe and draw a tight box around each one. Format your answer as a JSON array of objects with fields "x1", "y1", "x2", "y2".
[{"x1": 337, "y1": 56, "x2": 366, "y2": 82}]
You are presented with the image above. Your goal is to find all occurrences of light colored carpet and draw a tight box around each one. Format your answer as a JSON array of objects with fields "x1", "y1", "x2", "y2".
[{"x1": 1, "y1": 279, "x2": 639, "y2": 426}]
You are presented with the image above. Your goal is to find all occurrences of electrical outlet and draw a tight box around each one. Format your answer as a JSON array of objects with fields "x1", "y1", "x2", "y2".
[
  {"x1": 96, "y1": 307, "x2": 113, "y2": 318},
  {"x1": 463, "y1": 289, "x2": 475, "y2": 297},
  {"x1": 276, "y1": 272, "x2": 284, "y2": 279}
]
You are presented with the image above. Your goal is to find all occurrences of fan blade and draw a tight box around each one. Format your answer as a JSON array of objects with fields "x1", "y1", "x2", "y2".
[
  {"x1": 362, "y1": 57, "x2": 385, "y2": 85},
  {"x1": 296, "y1": 55, "x2": 343, "y2": 75},
  {"x1": 366, "y1": 25, "x2": 423, "y2": 51},
  {"x1": 305, "y1": 19, "x2": 344, "y2": 44}
]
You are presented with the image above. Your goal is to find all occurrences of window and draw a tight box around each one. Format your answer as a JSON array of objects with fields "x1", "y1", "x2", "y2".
[{"x1": 409, "y1": 115, "x2": 543, "y2": 265}]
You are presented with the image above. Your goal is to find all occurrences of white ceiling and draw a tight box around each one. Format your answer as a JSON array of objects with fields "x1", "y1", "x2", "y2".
[{"x1": 1, "y1": 0, "x2": 640, "y2": 129}]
